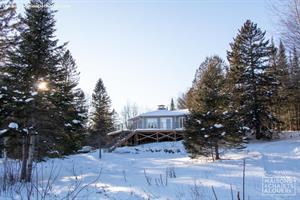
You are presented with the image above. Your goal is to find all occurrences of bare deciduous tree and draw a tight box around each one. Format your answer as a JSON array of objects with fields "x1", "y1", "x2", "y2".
[
  {"x1": 121, "y1": 102, "x2": 139, "y2": 129},
  {"x1": 273, "y1": 0, "x2": 300, "y2": 50}
]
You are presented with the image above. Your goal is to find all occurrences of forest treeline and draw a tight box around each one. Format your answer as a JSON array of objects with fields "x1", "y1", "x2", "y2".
[{"x1": 179, "y1": 20, "x2": 300, "y2": 159}]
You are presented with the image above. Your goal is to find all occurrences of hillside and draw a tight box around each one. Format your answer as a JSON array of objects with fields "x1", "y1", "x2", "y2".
[{"x1": 1, "y1": 132, "x2": 300, "y2": 200}]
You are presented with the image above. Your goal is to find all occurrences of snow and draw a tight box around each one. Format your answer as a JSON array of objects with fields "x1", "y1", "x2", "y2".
[
  {"x1": 0, "y1": 132, "x2": 300, "y2": 199},
  {"x1": 1, "y1": 86, "x2": 7, "y2": 90},
  {"x1": 78, "y1": 113, "x2": 86, "y2": 117},
  {"x1": 0, "y1": 129, "x2": 8, "y2": 135},
  {"x1": 214, "y1": 124, "x2": 224, "y2": 128},
  {"x1": 8, "y1": 122, "x2": 18, "y2": 129},
  {"x1": 242, "y1": 126, "x2": 251, "y2": 130},
  {"x1": 25, "y1": 98, "x2": 34, "y2": 103},
  {"x1": 13, "y1": 90, "x2": 23, "y2": 94},
  {"x1": 31, "y1": 91, "x2": 38, "y2": 96},
  {"x1": 72, "y1": 119, "x2": 80, "y2": 124},
  {"x1": 64, "y1": 123, "x2": 72, "y2": 127},
  {"x1": 22, "y1": 128, "x2": 29, "y2": 134}
]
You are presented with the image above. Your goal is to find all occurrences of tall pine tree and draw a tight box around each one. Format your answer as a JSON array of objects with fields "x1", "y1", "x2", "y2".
[
  {"x1": 55, "y1": 50, "x2": 88, "y2": 154},
  {"x1": 0, "y1": 0, "x2": 20, "y2": 157},
  {"x1": 289, "y1": 47, "x2": 300, "y2": 130},
  {"x1": 227, "y1": 20, "x2": 278, "y2": 139},
  {"x1": 7, "y1": 0, "x2": 68, "y2": 181}
]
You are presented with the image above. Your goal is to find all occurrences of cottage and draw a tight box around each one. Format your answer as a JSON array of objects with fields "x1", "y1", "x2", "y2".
[
  {"x1": 108, "y1": 105, "x2": 188, "y2": 150},
  {"x1": 128, "y1": 105, "x2": 188, "y2": 130}
]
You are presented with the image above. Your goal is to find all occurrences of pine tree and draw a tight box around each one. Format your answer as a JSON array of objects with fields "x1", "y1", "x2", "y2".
[
  {"x1": 170, "y1": 98, "x2": 175, "y2": 111},
  {"x1": 227, "y1": 20, "x2": 278, "y2": 139},
  {"x1": 276, "y1": 41, "x2": 292, "y2": 130},
  {"x1": 54, "y1": 50, "x2": 88, "y2": 154},
  {"x1": 0, "y1": 0, "x2": 19, "y2": 64},
  {"x1": 0, "y1": 0, "x2": 20, "y2": 158},
  {"x1": 0, "y1": 0, "x2": 19, "y2": 126},
  {"x1": 290, "y1": 47, "x2": 300, "y2": 130},
  {"x1": 7, "y1": 0, "x2": 66, "y2": 181},
  {"x1": 89, "y1": 78, "x2": 113, "y2": 148},
  {"x1": 265, "y1": 40, "x2": 284, "y2": 131},
  {"x1": 184, "y1": 56, "x2": 242, "y2": 159}
]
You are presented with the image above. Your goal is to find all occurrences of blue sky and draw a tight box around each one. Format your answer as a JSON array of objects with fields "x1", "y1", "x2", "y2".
[{"x1": 16, "y1": 0, "x2": 277, "y2": 113}]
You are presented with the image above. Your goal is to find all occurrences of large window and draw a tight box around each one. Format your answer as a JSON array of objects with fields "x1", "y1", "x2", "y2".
[
  {"x1": 146, "y1": 118, "x2": 158, "y2": 129},
  {"x1": 160, "y1": 118, "x2": 172, "y2": 130},
  {"x1": 178, "y1": 117, "x2": 185, "y2": 128}
]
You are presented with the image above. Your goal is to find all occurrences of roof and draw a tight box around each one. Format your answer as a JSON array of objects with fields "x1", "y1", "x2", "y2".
[{"x1": 129, "y1": 109, "x2": 189, "y2": 120}]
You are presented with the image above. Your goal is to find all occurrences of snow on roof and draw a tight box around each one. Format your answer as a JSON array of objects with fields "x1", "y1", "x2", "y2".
[{"x1": 130, "y1": 109, "x2": 189, "y2": 120}]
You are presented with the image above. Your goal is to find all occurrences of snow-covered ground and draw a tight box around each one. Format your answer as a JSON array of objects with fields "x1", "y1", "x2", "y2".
[{"x1": 1, "y1": 132, "x2": 300, "y2": 200}]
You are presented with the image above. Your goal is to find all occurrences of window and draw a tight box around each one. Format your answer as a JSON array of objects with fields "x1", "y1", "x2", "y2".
[
  {"x1": 146, "y1": 118, "x2": 158, "y2": 129},
  {"x1": 160, "y1": 118, "x2": 172, "y2": 130},
  {"x1": 178, "y1": 117, "x2": 185, "y2": 128}
]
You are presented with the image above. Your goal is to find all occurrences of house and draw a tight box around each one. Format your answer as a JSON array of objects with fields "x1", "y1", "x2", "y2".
[
  {"x1": 107, "y1": 105, "x2": 189, "y2": 150},
  {"x1": 128, "y1": 105, "x2": 188, "y2": 130}
]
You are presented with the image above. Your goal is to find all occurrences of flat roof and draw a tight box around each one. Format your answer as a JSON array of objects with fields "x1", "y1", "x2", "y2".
[{"x1": 129, "y1": 109, "x2": 189, "y2": 120}]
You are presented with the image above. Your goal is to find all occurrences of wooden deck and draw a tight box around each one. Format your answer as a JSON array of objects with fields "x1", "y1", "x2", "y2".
[{"x1": 108, "y1": 129, "x2": 184, "y2": 152}]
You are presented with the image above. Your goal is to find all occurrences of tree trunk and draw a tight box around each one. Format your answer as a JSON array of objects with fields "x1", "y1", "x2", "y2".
[
  {"x1": 20, "y1": 135, "x2": 28, "y2": 181},
  {"x1": 25, "y1": 133, "x2": 36, "y2": 182},
  {"x1": 288, "y1": 109, "x2": 292, "y2": 131},
  {"x1": 3, "y1": 137, "x2": 8, "y2": 159},
  {"x1": 255, "y1": 121, "x2": 262, "y2": 140},
  {"x1": 214, "y1": 140, "x2": 220, "y2": 160}
]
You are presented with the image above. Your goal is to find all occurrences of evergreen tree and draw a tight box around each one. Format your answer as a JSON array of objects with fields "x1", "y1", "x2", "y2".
[
  {"x1": 89, "y1": 78, "x2": 113, "y2": 148},
  {"x1": 7, "y1": 0, "x2": 66, "y2": 181},
  {"x1": 265, "y1": 40, "x2": 283, "y2": 131},
  {"x1": 276, "y1": 41, "x2": 292, "y2": 130},
  {"x1": 0, "y1": 0, "x2": 19, "y2": 64},
  {"x1": 184, "y1": 56, "x2": 242, "y2": 160},
  {"x1": 289, "y1": 47, "x2": 300, "y2": 130},
  {"x1": 0, "y1": 0, "x2": 19, "y2": 125},
  {"x1": 170, "y1": 98, "x2": 175, "y2": 111},
  {"x1": 0, "y1": 0, "x2": 20, "y2": 157},
  {"x1": 227, "y1": 20, "x2": 278, "y2": 139},
  {"x1": 55, "y1": 50, "x2": 88, "y2": 154}
]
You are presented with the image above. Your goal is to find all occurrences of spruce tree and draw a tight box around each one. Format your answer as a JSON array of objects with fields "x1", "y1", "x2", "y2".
[
  {"x1": 0, "y1": 0, "x2": 19, "y2": 126},
  {"x1": 184, "y1": 56, "x2": 242, "y2": 159},
  {"x1": 276, "y1": 41, "x2": 292, "y2": 130},
  {"x1": 265, "y1": 40, "x2": 284, "y2": 131},
  {"x1": 0, "y1": 0, "x2": 19, "y2": 64},
  {"x1": 170, "y1": 98, "x2": 175, "y2": 110},
  {"x1": 7, "y1": 0, "x2": 66, "y2": 181},
  {"x1": 290, "y1": 47, "x2": 300, "y2": 130},
  {"x1": 0, "y1": 0, "x2": 20, "y2": 157},
  {"x1": 89, "y1": 78, "x2": 113, "y2": 148},
  {"x1": 227, "y1": 20, "x2": 278, "y2": 139},
  {"x1": 55, "y1": 50, "x2": 88, "y2": 154}
]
